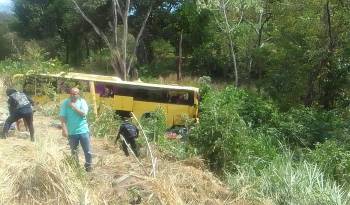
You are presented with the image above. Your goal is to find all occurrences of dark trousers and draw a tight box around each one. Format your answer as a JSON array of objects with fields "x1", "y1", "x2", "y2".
[
  {"x1": 2, "y1": 111, "x2": 34, "y2": 141},
  {"x1": 122, "y1": 137, "x2": 139, "y2": 157}
]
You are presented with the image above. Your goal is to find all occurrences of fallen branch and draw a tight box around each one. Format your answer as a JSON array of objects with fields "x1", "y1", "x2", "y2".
[
  {"x1": 131, "y1": 112, "x2": 157, "y2": 177},
  {"x1": 120, "y1": 135, "x2": 148, "y2": 175}
]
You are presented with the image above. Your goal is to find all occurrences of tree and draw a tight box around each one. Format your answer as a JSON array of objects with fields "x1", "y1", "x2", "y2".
[
  {"x1": 72, "y1": 0, "x2": 152, "y2": 80},
  {"x1": 198, "y1": 0, "x2": 246, "y2": 86},
  {"x1": 0, "y1": 12, "x2": 15, "y2": 59}
]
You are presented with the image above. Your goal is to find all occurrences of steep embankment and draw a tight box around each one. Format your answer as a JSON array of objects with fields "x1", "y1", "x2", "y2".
[{"x1": 0, "y1": 82, "x2": 239, "y2": 205}]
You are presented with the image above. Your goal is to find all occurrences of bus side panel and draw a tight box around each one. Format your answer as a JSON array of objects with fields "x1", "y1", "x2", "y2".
[
  {"x1": 113, "y1": 96, "x2": 133, "y2": 111},
  {"x1": 98, "y1": 95, "x2": 133, "y2": 111},
  {"x1": 168, "y1": 104, "x2": 193, "y2": 126},
  {"x1": 132, "y1": 101, "x2": 171, "y2": 126}
]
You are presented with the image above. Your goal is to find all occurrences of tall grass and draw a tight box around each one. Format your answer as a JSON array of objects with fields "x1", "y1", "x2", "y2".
[
  {"x1": 0, "y1": 137, "x2": 89, "y2": 204},
  {"x1": 88, "y1": 105, "x2": 121, "y2": 140},
  {"x1": 227, "y1": 155, "x2": 350, "y2": 205}
]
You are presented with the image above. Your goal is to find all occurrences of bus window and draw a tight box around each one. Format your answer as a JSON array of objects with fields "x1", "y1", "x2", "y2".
[
  {"x1": 168, "y1": 91, "x2": 194, "y2": 105},
  {"x1": 96, "y1": 83, "x2": 118, "y2": 97}
]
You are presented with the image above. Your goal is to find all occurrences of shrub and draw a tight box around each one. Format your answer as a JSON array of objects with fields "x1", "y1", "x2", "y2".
[
  {"x1": 139, "y1": 107, "x2": 167, "y2": 143},
  {"x1": 148, "y1": 39, "x2": 176, "y2": 76},
  {"x1": 157, "y1": 137, "x2": 196, "y2": 160},
  {"x1": 189, "y1": 86, "x2": 279, "y2": 173},
  {"x1": 307, "y1": 140, "x2": 350, "y2": 185},
  {"x1": 273, "y1": 107, "x2": 345, "y2": 149},
  {"x1": 88, "y1": 106, "x2": 121, "y2": 140},
  {"x1": 227, "y1": 155, "x2": 350, "y2": 205}
]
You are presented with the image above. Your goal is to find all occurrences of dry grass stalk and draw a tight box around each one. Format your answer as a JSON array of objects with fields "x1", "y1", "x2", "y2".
[{"x1": 131, "y1": 111, "x2": 157, "y2": 177}]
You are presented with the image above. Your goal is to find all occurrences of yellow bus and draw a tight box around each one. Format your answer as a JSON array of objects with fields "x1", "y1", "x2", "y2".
[{"x1": 21, "y1": 72, "x2": 199, "y2": 127}]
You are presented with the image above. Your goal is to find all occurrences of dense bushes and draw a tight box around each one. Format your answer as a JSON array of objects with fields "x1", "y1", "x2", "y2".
[
  {"x1": 188, "y1": 84, "x2": 350, "y2": 200},
  {"x1": 307, "y1": 140, "x2": 350, "y2": 185},
  {"x1": 272, "y1": 108, "x2": 346, "y2": 149},
  {"x1": 189, "y1": 86, "x2": 280, "y2": 172},
  {"x1": 227, "y1": 155, "x2": 350, "y2": 204}
]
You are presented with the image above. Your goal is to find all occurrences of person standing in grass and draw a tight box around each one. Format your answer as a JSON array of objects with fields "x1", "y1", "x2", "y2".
[
  {"x1": 1, "y1": 88, "x2": 35, "y2": 141},
  {"x1": 59, "y1": 87, "x2": 92, "y2": 172},
  {"x1": 115, "y1": 116, "x2": 140, "y2": 157}
]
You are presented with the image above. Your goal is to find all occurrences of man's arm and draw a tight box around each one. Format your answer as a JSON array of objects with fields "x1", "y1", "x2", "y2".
[
  {"x1": 69, "y1": 99, "x2": 88, "y2": 117},
  {"x1": 8, "y1": 97, "x2": 16, "y2": 114},
  {"x1": 60, "y1": 117, "x2": 68, "y2": 137},
  {"x1": 25, "y1": 94, "x2": 34, "y2": 105},
  {"x1": 59, "y1": 101, "x2": 68, "y2": 137}
]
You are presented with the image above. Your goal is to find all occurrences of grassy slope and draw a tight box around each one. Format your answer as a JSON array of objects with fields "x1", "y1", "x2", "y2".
[{"x1": 0, "y1": 82, "x2": 239, "y2": 204}]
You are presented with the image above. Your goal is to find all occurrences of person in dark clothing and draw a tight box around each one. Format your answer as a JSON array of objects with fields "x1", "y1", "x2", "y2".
[
  {"x1": 115, "y1": 118, "x2": 139, "y2": 157},
  {"x1": 2, "y1": 88, "x2": 35, "y2": 141}
]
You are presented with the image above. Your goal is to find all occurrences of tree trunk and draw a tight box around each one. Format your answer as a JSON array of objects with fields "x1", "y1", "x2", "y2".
[
  {"x1": 177, "y1": 30, "x2": 183, "y2": 81},
  {"x1": 222, "y1": 1, "x2": 238, "y2": 86},
  {"x1": 65, "y1": 39, "x2": 70, "y2": 64},
  {"x1": 84, "y1": 37, "x2": 90, "y2": 58},
  {"x1": 320, "y1": 0, "x2": 335, "y2": 109}
]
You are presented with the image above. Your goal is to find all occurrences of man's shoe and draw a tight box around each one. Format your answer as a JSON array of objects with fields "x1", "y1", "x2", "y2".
[{"x1": 85, "y1": 166, "x2": 92, "y2": 172}]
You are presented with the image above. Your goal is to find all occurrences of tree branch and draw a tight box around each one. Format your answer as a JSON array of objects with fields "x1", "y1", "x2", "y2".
[
  {"x1": 112, "y1": 0, "x2": 118, "y2": 47},
  {"x1": 71, "y1": 0, "x2": 113, "y2": 51},
  {"x1": 127, "y1": 4, "x2": 153, "y2": 76}
]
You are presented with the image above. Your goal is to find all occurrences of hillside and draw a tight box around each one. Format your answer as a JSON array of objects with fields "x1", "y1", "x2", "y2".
[{"x1": 0, "y1": 83, "x2": 240, "y2": 204}]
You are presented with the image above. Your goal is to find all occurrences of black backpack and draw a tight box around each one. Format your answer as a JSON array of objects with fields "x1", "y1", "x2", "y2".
[{"x1": 121, "y1": 122, "x2": 138, "y2": 139}]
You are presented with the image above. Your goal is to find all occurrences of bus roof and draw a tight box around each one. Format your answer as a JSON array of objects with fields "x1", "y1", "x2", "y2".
[{"x1": 39, "y1": 72, "x2": 199, "y2": 92}]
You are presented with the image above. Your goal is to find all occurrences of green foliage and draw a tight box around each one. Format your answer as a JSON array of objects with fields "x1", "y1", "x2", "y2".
[
  {"x1": 88, "y1": 106, "x2": 121, "y2": 140},
  {"x1": 148, "y1": 39, "x2": 176, "y2": 76},
  {"x1": 189, "y1": 86, "x2": 279, "y2": 172},
  {"x1": 140, "y1": 107, "x2": 167, "y2": 142},
  {"x1": 273, "y1": 108, "x2": 345, "y2": 149},
  {"x1": 0, "y1": 12, "x2": 14, "y2": 60},
  {"x1": 307, "y1": 140, "x2": 350, "y2": 185},
  {"x1": 198, "y1": 75, "x2": 212, "y2": 98},
  {"x1": 227, "y1": 155, "x2": 350, "y2": 205},
  {"x1": 82, "y1": 48, "x2": 113, "y2": 74},
  {"x1": 0, "y1": 41, "x2": 68, "y2": 77},
  {"x1": 156, "y1": 137, "x2": 196, "y2": 160}
]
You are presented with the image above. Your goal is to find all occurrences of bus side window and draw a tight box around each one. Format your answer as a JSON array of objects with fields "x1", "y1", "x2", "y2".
[
  {"x1": 101, "y1": 85, "x2": 115, "y2": 97},
  {"x1": 168, "y1": 92, "x2": 193, "y2": 105}
]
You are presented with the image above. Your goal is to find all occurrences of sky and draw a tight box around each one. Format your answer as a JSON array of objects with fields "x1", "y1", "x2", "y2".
[{"x1": 0, "y1": 0, "x2": 13, "y2": 13}]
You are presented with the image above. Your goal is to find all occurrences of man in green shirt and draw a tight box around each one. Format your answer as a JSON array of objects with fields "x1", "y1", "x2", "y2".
[{"x1": 59, "y1": 87, "x2": 92, "y2": 172}]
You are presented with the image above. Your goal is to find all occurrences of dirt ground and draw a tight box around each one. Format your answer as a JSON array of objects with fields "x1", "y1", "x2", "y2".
[{"x1": 0, "y1": 83, "x2": 243, "y2": 205}]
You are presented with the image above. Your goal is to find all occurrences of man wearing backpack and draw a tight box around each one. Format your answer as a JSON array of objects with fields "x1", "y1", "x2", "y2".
[
  {"x1": 115, "y1": 117, "x2": 139, "y2": 157},
  {"x1": 2, "y1": 88, "x2": 35, "y2": 141}
]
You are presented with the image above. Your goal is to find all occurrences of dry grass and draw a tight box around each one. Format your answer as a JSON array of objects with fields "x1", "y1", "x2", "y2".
[
  {"x1": 0, "y1": 137, "x2": 87, "y2": 205},
  {"x1": 86, "y1": 141, "x2": 239, "y2": 204},
  {"x1": 0, "y1": 128, "x2": 240, "y2": 205},
  {"x1": 0, "y1": 79, "x2": 241, "y2": 205}
]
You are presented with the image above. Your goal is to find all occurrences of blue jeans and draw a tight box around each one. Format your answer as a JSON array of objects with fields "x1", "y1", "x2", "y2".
[{"x1": 68, "y1": 132, "x2": 92, "y2": 169}]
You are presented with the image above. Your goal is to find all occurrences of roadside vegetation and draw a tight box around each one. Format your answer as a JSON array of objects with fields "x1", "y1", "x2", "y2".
[{"x1": 1, "y1": 0, "x2": 350, "y2": 204}]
